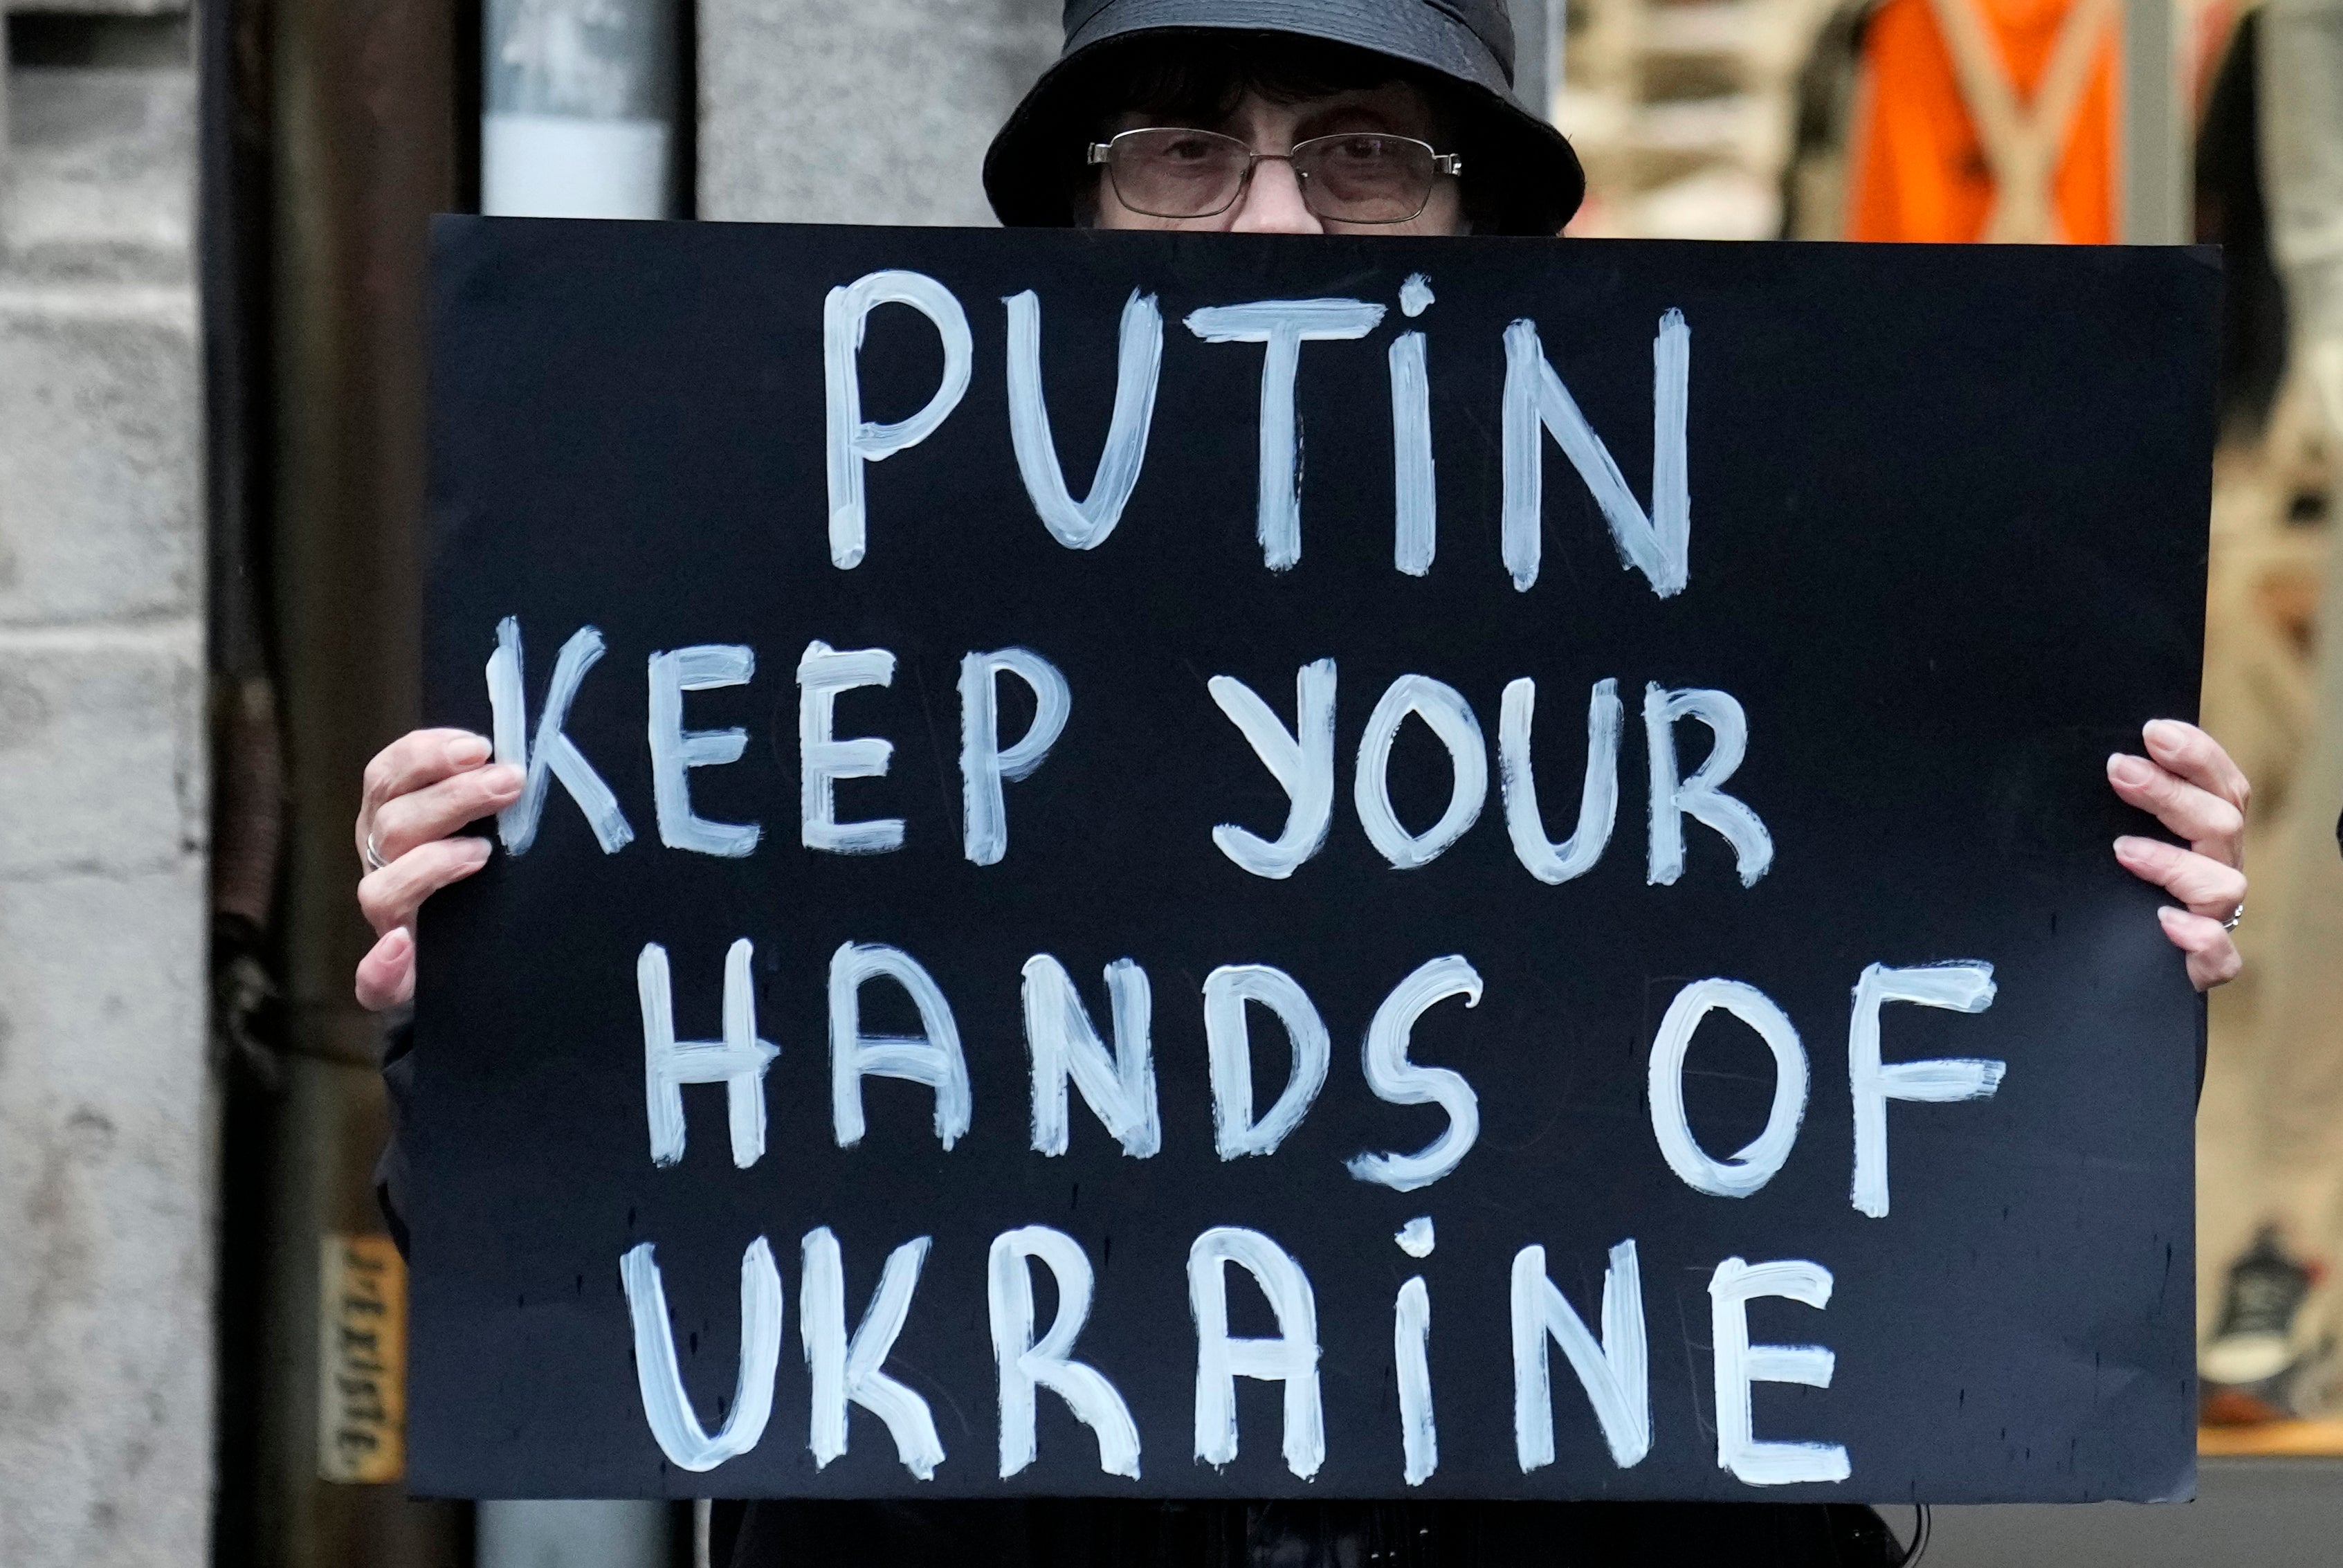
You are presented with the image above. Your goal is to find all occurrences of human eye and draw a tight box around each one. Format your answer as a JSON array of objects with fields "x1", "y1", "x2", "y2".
[{"x1": 1154, "y1": 131, "x2": 1224, "y2": 163}]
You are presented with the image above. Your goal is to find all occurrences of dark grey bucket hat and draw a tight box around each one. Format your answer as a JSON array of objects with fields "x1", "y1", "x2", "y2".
[{"x1": 983, "y1": 0, "x2": 1587, "y2": 235}]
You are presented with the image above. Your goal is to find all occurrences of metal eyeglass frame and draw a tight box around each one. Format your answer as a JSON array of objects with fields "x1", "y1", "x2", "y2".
[{"x1": 1086, "y1": 127, "x2": 1466, "y2": 224}]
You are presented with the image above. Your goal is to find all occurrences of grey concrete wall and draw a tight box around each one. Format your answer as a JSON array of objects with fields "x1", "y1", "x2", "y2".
[
  {"x1": 700, "y1": 0, "x2": 1059, "y2": 224},
  {"x1": 0, "y1": 6, "x2": 211, "y2": 1566}
]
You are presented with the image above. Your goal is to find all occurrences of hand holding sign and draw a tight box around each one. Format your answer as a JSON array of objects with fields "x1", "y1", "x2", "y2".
[
  {"x1": 2108, "y1": 717, "x2": 2251, "y2": 989},
  {"x1": 354, "y1": 728, "x2": 523, "y2": 1009}
]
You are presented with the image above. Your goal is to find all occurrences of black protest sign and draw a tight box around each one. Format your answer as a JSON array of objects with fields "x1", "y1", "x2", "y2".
[{"x1": 413, "y1": 217, "x2": 2213, "y2": 1504}]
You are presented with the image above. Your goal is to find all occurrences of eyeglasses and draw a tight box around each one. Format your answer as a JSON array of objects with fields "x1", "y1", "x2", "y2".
[{"x1": 1087, "y1": 127, "x2": 1465, "y2": 225}]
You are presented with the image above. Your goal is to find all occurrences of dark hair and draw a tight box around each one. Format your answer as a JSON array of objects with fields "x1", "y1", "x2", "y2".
[{"x1": 1059, "y1": 31, "x2": 1499, "y2": 228}]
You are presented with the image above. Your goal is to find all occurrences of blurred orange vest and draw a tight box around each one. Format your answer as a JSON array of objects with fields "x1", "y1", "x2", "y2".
[{"x1": 1848, "y1": 0, "x2": 2117, "y2": 242}]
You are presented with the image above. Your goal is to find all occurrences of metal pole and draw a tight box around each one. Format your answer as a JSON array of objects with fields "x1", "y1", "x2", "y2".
[
  {"x1": 483, "y1": 0, "x2": 681, "y2": 219},
  {"x1": 1546, "y1": 0, "x2": 1567, "y2": 123},
  {"x1": 478, "y1": 1499, "x2": 676, "y2": 1568},
  {"x1": 1510, "y1": 0, "x2": 1567, "y2": 125},
  {"x1": 257, "y1": 0, "x2": 475, "y2": 1552},
  {"x1": 475, "y1": 1, "x2": 684, "y2": 1560},
  {"x1": 2121, "y1": 0, "x2": 2186, "y2": 243}
]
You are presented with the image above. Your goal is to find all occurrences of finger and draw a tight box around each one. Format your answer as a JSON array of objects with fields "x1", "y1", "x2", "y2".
[
  {"x1": 2157, "y1": 906, "x2": 2243, "y2": 992},
  {"x1": 356, "y1": 927, "x2": 416, "y2": 1012},
  {"x1": 358, "y1": 729, "x2": 495, "y2": 851},
  {"x1": 356, "y1": 836, "x2": 493, "y2": 936},
  {"x1": 2113, "y1": 837, "x2": 2248, "y2": 917},
  {"x1": 370, "y1": 763, "x2": 525, "y2": 862},
  {"x1": 2106, "y1": 753, "x2": 2246, "y2": 864},
  {"x1": 2142, "y1": 719, "x2": 2251, "y2": 814}
]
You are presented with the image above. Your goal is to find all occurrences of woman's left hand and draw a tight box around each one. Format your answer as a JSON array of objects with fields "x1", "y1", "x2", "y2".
[{"x1": 2108, "y1": 718, "x2": 2249, "y2": 992}]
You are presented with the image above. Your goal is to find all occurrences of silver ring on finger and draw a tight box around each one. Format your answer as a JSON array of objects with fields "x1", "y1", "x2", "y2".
[
  {"x1": 363, "y1": 830, "x2": 389, "y2": 874},
  {"x1": 2223, "y1": 902, "x2": 2243, "y2": 933}
]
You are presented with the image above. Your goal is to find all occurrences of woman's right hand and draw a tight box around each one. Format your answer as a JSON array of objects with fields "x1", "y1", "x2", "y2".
[{"x1": 354, "y1": 728, "x2": 525, "y2": 1010}]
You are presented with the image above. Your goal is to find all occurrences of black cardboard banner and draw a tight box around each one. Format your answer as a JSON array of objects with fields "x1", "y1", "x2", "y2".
[{"x1": 414, "y1": 217, "x2": 2214, "y2": 1503}]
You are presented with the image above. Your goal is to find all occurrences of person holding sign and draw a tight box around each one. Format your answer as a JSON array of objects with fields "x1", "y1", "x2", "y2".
[
  {"x1": 357, "y1": 2, "x2": 2246, "y2": 1564},
  {"x1": 355, "y1": 6, "x2": 2250, "y2": 1015}
]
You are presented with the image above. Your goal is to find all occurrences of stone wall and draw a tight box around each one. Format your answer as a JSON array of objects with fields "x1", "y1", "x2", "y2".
[
  {"x1": 700, "y1": 0, "x2": 1061, "y2": 225},
  {"x1": 0, "y1": 4, "x2": 210, "y2": 1565}
]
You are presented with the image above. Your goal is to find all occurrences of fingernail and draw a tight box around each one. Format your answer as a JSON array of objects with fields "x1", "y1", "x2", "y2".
[
  {"x1": 2157, "y1": 906, "x2": 2186, "y2": 925},
  {"x1": 381, "y1": 926, "x2": 412, "y2": 954},
  {"x1": 483, "y1": 764, "x2": 525, "y2": 794},
  {"x1": 2143, "y1": 718, "x2": 2187, "y2": 750},
  {"x1": 446, "y1": 733, "x2": 492, "y2": 767},
  {"x1": 460, "y1": 835, "x2": 493, "y2": 862},
  {"x1": 2113, "y1": 835, "x2": 2149, "y2": 859},
  {"x1": 2108, "y1": 754, "x2": 2153, "y2": 787}
]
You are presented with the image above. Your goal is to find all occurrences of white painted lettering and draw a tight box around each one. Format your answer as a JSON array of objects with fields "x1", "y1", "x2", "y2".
[
  {"x1": 1189, "y1": 1226, "x2": 1324, "y2": 1479},
  {"x1": 1203, "y1": 964, "x2": 1330, "y2": 1160},
  {"x1": 801, "y1": 1228, "x2": 945, "y2": 1479},
  {"x1": 1849, "y1": 962, "x2": 2003, "y2": 1218},
  {"x1": 1708, "y1": 1257, "x2": 1850, "y2": 1486},
  {"x1": 1005, "y1": 289, "x2": 1163, "y2": 549},
  {"x1": 1511, "y1": 1240, "x2": 1651, "y2": 1470},
  {"x1": 989, "y1": 1225, "x2": 1142, "y2": 1479},
  {"x1": 1356, "y1": 675, "x2": 1488, "y2": 869},
  {"x1": 797, "y1": 640, "x2": 904, "y2": 855},
  {"x1": 1395, "y1": 1274, "x2": 1436, "y2": 1485},
  {"x1": 1390, "y1": 328, "x2": 1435, "y2": 575},
  {"x1": 1644, "y1": 684, "x2": 1772, "y2": 887},
  {"x1": 1500, "y1": 676, "x2": 1622, "y2": 884},
  {"x1": 824, "y1": 270, "x2": 972, "y2": 569},
  {"x1": 639, "y1": 939, "x2": 778, "y2": 1169},
  {"x1": 1023, "y1": 954, "x2": 1160, "y2": 1158},
  {"x1": 1208, "y1": 659, "x2": 1337, "y2": 879},
  {"x1": 648, "y1": 644, "x2": 759, "y2": 857},
  {"x1": 1347, "y1": 955, "x2": 1482, "y2": 1192},
  {"x1": 1184, "y1": 298, "x2": 1385, "y2": 570},
  {"x1": 1648, "y1": 978, "x2": 1809, "y2": 1198},
  {"x1": 960, "y1": 648, "x2": 1072, "y2": 866},
  {"x1": 619, "y1": 1237, "x2": 781, "y2": 1472},
  {"x1": 1500, "y1": 311, "x2": 1690, "y2": 596},
  {"x1": 828, "y1": 942, "x2": 972, "y2": 1151},
  {"x1": 487, "y1": 617, "x2": 633, "y2": 855}
]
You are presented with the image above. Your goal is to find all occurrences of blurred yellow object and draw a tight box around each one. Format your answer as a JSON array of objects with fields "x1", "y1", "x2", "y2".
[
  {"x1": 317, "y1": 1233, "x2": 408, "y2": 1484},
  {"x1": 2200, "y1": 1418, "x2": 2343, "y2": 1455}
]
